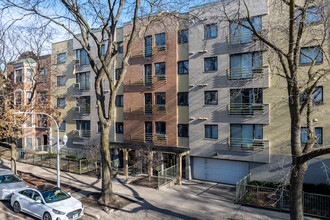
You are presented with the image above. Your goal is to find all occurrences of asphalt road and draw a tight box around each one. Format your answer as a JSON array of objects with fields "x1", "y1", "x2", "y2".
[{"x1": 0, "y1": 200, "x2": 36, "y2": 219}]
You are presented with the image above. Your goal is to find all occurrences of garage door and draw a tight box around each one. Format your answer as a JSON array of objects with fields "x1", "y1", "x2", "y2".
[{"x1": 193, "y1": 157, "x2": 249, "y2": 184}]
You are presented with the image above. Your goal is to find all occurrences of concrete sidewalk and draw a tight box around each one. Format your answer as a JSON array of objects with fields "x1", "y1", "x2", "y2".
[{"x1": 0, "y1": 159, "x2": 315, "y2": 220}]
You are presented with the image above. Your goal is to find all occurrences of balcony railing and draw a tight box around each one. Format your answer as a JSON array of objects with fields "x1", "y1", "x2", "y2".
[
  {"x1": 74, "y1": 83, "x2": 90, "y2": 91},
  {"x1": 130, "y1": 133, "x2": 168, "y2": 145},
  {"x1": 228, "y1": 138, "x2": 265, "y2": 151},
  {"x1": 227, "y1": 66, "x2": 267, "y2": 80},
  {"x1": 228, "y1": 30, "x2": 267, "y2": 45},
  {"x1": 79, "y1": 130, "x2": 91, "y2": 138},
  {"x1": 144, "y1": 46, "x2": 167, "y2": 58},
  {"x1": 228, "y1": 103, "x2": 265, "y2": 115},
  {"x1": 130, "y1": 104, "x2": 167, "y2": 115},
  {"x1": 129, "y1": 75, "x2": 167, "y2": 87},
  {"x1": 73, "y1": 106, "x2": 91, "y2": 115}
]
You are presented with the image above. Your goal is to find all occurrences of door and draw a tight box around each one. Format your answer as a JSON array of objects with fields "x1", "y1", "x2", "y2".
[
  {"x1": 144, "y1": 64, "x2": 152, "y2": 86},
  {"x1": 43, "y1": 135, "x2": 48, "y2": 145},
  {"x1": 145, "y1": 93, "x2": 152, "y2": 114},
  {"x1": 145, "y1": 122, "x2": 152, "y2": 143},
  {"x1": 145, "y1": 36, "x2": 152, "y2": 57},
  {"x1": 29, "y1": 190, "x2": 45, "y2": 218}
]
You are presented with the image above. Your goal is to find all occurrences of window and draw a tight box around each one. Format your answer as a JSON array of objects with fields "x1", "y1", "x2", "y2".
[
  {"x1": 26, "y1": 115, "x2": 32, "y2": 127},
  {"x1": 145, "y1": 36, "x2": 152, "y2": 57},
  {"x1": 204, "y1": 24, "x2": 217, "y2": 39},
  {"x1": 297, "y1": 7, "x2": 322, "y2": 24},
  {"x1": 97, "y1": 122, "x2": 102, "y2": 133},
  {"x1": 26, "y1": 91, "x2": 32, "y2": 103},
  {"x1": 144, "y1": 64, "x2": 152, "y2": 86},
  {"x1": 15, "y1": 91, "x2": 22, "y2": 105},
  {"x1": 178, "y1": 29, "x2": 189, "y2": 44},
  {"x1": 57, "y1": 76, "x2": 66, "y2": 87},
  {"x1": 299, "y1": 46, "x2": 323, "y2": 64},
  {"x1": 300, "y1": 86, "x2": 323, "y2": 105},
  {"x1": 76, "y1": 49, "x2": 90, "y2": 65},
  {"x1": 59, "y1": 121, "x2": 66, "y2": 131},
  {"x1": 37, "y1": 115, "x2": 48, "y2": 127},
  {"x1": 204, "y1": 57, "x2": 218, "y2": 72},
  {"x1": 115, "y1": 95, "x2": 123, "y2": 107},
  {"x1": 57, "y1": 98, "x2": 66, "y2": 108},
  {"x1": 301, "y1": 127, "x2": 322, "y2": 145},
  {"x1": 155, "y1": 62, "x2": 165, "y2": 75},
  {"x1": 230, "y1": 52, "x2": 262, "y2": 79},
  {"x1": 115, "y1": 68, "x2": 122, "y2": 80},
  {"x1": 76, "y1": 120, "x2": 91, "y2": 131},
  {"x1": 230, "y1": 124, "x2": 263, "y2": 148},
  {"x1": 15, "y1": 69, "x2": 23, "y2": 83},
  {"x1": 230, "y1": 88, "x2": 263, "y2": 114},
  {"x1": 229, "y1": 16, "x2": 262, "y2": 44},
  {"x1": 205, "y1": 125, "x2": 218, "y2": 139},
  {"x1": 37, "y1": 91, "x2": 47, "y2": 102},
  {"x1": 155, "y1": 122, "x2": 166, "y2": 135},
  {"x1": 26, "y1": 69, "x2": 33, "y2": 82},
  {"x1": 155, "y1": 33, "x2": 165, "y2": 47},
  {"x1": 178, "y1": 124, "x2": 189, "y2": 137},
  {"x1": 40, "y1": 68, "x2": 48, "y2": 81},
  {"x1": 116, "y1": 122, "x2": 123, "y2": 134},
  {"x1": 101, "y1": 44, "x2": 106, "y2": 55},
  {"x1": 178, "y1": 60, "x2": 189, "y2": 74},
  {"x1": 76, "y1": 72, "x2": 90, "y2": 90},
  {"x1": 178, "y1": 92, "x2": 188, "y2": 106},
  {"x1": 155, "y1": 92, "x2": 166, "y2": 105},
  {"x1": 57, "y1": 53, "x2": 66, "y2": 64},
  {"x1": 204, "y1": 91, "x2": 218, "y2": 105},
  {"x1": 117, "y1": 41, "x2": 123, "y2": 53}
]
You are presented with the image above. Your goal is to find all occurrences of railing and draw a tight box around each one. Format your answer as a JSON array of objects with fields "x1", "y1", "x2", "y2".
[
  {"x1": 227, "y1": 66, "x2": 266, "y2": 80},
  {"x1": 130, "y1": 104, "x2": 167, "y2": 115},
  {"x1": 24, "y1": 145, "x2": 51, "y2": 152},
  {"x1": 130, "y1": 133, "x2": 168, "y2": 145},
  {"x1": 129, "y1": 75, "x2": 167, "y2": 86},
  {"x1": 158, "y1": 164, "x2": 178, "y2": 188},
  {"x1": 79, "y1": 106, "x2": 91, "y2": 115},
  {"x1": 228, "y1": 30, "x2": 267, "y2": 45},
  {"x1": 236, "y1": 173, "x2": 251, "y2": 202},
  {"x1": 228, "y1": 103, "x2": 265, "y2": 115},
  {"x1": 144, "y1": 46, "x2": 167, "y2": 58},
  {"x1": 229, "y1": 138, "x2": 265, "y2": 150},
  {"x1": 79, "y1": 83, "x2": 90, "y2": 91},
  {"x1": 79, "y1": 130, "x2": 91, "y2": 138}
]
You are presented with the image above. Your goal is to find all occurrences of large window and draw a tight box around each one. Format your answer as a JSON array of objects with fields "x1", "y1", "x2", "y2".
[
  {"x1": 37, "y1": 91, "x2": 47, "y2": 102},
  {"x1": 230, "y1": 52, "x2": 262, "y2": 79},
  {"x1": 230, "y1": 88, "x2": 263, "y2": 114},
  {"x1": 297, "y1": 7, "x2": 322, "y2": 24},
  {"x1": 26, "y1": 69, "x2": 33, "y2": 82},
  {"x1": 15, "y1": 69, "x2": 23, "y2": 83},
  {"x1": 204, "y1": 57, "x2": 218, "y2": 72},
  {"x1": 155, "y1": 92, "x2": 166, "y2": 105},
  {"x1": 76, "y1": 49, "x2": 90, "y2": 65},
  {"x1": 117, "y1": 41, "x2": 123, "y2": 53},
  {"x1": 178, "y1": 60, "x2": 189, "y2": 74},
  {"x1": 300, "y1": 86, "x2": 323, "y2": 105},
  {"x1": 115, "y1": 68, "x2": 122, "y2": 80},
  {"x1": 178, "y1": 29, "x2": 189, "y2": 44},
  {"x1": 76, "y1": 120, "x2": 90, "y2": 130},
  {"x1": 204, "y1": 24, "x2": 217, "y2": 39},
  {"x1": 57, "y1": 53, "x2": 66, "y2": 64},
  {"x1": 155, "y1": 33, "x2": 165, "y2": 47},
  {"x1": 205, "y1": 125, "x2": 218, "y2": 139},
  {"x1": 231, "y1": 124, "x2": 263, "y2": 140},
  {"x1": 155, "y1": 62, "x2": 166, "y2": 75},
  {"x1": 25, "y1": 137, "x2": 33, "y2": 148},
  {"x1": 299, "y1": 46, "x2": 323, "y2": 64},
  {"x1": 145, "y1": 36, "x2": 152, "y2": 57},
  {"x1": 178, "y1": 92, "x2": 188, "y2": 106},
  {"x1": 57, "y1": 76, "x2": 66, "y2": 87},
  {"x1": 204, "y1": 91, "x2": 218, "y2": 105},
  {"x1": 178, "y1": 124, "x2": 189, "y2": 137},
  {"x1": 115, "y1": 95, "x2": 123, "y2": 107},
  {"x1": 301, "y1": 127, "x2": 322, "y2": 145},
  {"x1": 76, "y1": 72, "x2": 90, "y2": 90},
  {"x1": 155, "y1": 122, "x2": 166, "y2": 135},
  {"x1": 116, "y1": 122, "x2": 123, "y2": 134},
  {"x1": 59, "y1": 121, "x2": 66, "y2": 131},
  {"x1": 57, "y1": 98, "x2": 66, "y2": 108},
  {"x1": 229, "y1": 16, "x2": 262, "y2": 44}
]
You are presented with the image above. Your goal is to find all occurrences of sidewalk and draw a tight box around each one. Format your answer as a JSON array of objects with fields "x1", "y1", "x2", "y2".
[{"x1": 0, "y1": 159, "x2": 316, "y2": 220}]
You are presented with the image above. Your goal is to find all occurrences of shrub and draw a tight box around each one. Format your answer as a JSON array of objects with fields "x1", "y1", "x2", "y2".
[
  {"x1": 44, "y1": 152, "x2": 57, "y2": 158},
  {"x1": 66, "y1": 154, "x2": 78, "y2": 160}
]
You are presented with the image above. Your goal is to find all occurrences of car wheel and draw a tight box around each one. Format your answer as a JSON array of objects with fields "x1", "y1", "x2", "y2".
[
  {"x1": 43, "y1": 212, "x2": 52, "y2": 220},
  {"x1": 13, "y1": 201, "x2": 21, "y2": 213}
]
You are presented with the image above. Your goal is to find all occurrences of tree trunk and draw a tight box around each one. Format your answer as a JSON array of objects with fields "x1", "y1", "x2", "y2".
[
  {"x1": 290, "y1": 161, "x2": 307, "y2": 220},
  {"x1": 98, "y1": 126, "x2": 117, "y2": 205},
  {"x1": 148, "y1": 151, "x2": 153, "y2": 181},
  {"x1": 11, "y1": 143, "x2": 17, "y2": 175}
]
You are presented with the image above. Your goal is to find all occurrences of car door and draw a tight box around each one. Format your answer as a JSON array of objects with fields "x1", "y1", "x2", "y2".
[
  {"x1": 18, "y1": 189, "x2": 34, "y2": 214},
  {"x1": 29, "y1": 190, "x2": 45, "y2": 218}
]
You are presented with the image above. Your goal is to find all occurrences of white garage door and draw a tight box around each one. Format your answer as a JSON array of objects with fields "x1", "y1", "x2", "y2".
[{"x1": 193, "y1": 157, "x2": 249, "y2": 185}]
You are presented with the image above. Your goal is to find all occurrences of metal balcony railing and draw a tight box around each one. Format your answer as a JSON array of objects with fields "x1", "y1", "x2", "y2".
[
  {"x1": 129, "y1": 75, "x2": 167, "y2": 87},
  {"x1": 228, "y1": 30, "x2": 267, "y2": 45},
  {"x1": 227, "y1": 66, "x2": 266, "y2": 80},
  {"x1": 79, "y1": 130, "x2": 91, "y2": 138},
  {"x1": 130, "y1": 133, "x2": 168, "y2": 145},
  {"x1": 228, "y1": 103, "x2": 265, "y2": 115},
  {"x1": 229, "y1": 138, "x2": 265, "y2": 150},
  {"x1": 130, "y1": 104, "x2": 167, "y2": 115},
  {"x1": 74, "y1": 83, "x2": 91, "y2": 91},
  {"x1": 143, "y1": 46, "x2": 167, "y2": 58},
  {"x1": 73, "y1": 106, "x2": 91, "y2": 115}
]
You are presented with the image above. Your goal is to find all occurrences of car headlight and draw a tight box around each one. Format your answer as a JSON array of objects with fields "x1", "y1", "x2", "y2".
[{"x1": 52, "y1": 209, "x2": 66, "y2": 215}]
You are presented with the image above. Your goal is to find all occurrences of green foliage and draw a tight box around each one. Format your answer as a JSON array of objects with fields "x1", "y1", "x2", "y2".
[
  {"x1": 66, "y1": 154, "x2": 78, "y2": 159},
  {"x1": 245, "y1": 193, "x2": 253, "y2": 202},
  {"x1": 44, "y1": 152, "x2": 57, "y2": 158}
]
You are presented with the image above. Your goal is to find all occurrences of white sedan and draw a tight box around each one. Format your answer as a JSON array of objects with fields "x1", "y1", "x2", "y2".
[{"x1": 11, "y1": 184, "x2": 84, "y2": 220}]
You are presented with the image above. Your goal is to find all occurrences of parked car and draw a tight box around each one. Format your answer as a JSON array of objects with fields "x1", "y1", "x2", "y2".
[
  {"x1": 0, "y1": 170, "x2": 27, "y2": 200},
  {"x1": 11, "y1": 184, "x2": 84, "y2": 220}
]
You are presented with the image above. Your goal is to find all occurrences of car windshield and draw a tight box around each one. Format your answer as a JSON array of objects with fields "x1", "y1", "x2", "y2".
[
  {"x1": 39, "y1": 187, "x2": 71, "y2": 203},
  {"x1": 0, "y1": 175, "x2": 21, "y2": 183}
]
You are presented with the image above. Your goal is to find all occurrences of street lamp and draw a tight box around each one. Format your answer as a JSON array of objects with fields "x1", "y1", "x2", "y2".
[{"x1": 13, "y1": 111, "x2": 66, "y2": 187}]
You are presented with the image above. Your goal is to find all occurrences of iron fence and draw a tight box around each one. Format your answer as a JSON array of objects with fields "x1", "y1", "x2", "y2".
[{"x1": 158, "y1": 164, "x2": 178, "y2": 188}]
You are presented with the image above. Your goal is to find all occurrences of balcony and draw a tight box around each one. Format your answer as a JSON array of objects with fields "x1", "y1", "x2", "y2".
[
  {"x1": 129, "y1": 75, "x2": 167, "y2": 87},
  {"x1": 228, "y1": 138, "x2": 265, "y2": 151},
  {"x1": 73, "y1": 106, "x2": 91, "y2": 115},
  {"x1": 228, "y1": 103, "x2": 266, "y2": 115},
  {"x1": 227, "y1": 66, "x2": 268, "y2": 80},
  {"x1": 74, "y1": 83, "x2": 91, "y2": 91},
  {"x1": 129, "y1": 105, "x2": 167, "y2": 115},
  {"x1": 228, "y1": 30, "x2": 267, "y2": 46},
  {"x1": 73, "y1": 130, "x2": 91, "y2": 138},
  {"x1": 130, "y1": 133, "x2": 168, "y2": 145}
]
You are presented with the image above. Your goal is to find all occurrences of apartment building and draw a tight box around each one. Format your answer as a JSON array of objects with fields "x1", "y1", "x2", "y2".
[
  {"x1": 7, "y1": 52, "x2": 51, "y2": 148},
  {"x1": 188, "y1": 0, "x2": 330, "y2": 185}
]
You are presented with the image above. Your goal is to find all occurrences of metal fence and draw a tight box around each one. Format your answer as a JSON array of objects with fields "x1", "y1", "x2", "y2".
[
  {"x1": 158, "y1": 164, "x2": 178, "y2": 188},
  {"x1": 235, "y1": 173, "x2": 251, "y2": 202},
  {"x1": 236, "y1": 181, "x2": 330, "y2": 218},
  {"x1": 17, "y1": 150, "x2": 96, "y2": 175},
  {"x1": 22, "y1": 145, "x2": 88, "y2": 159}
]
